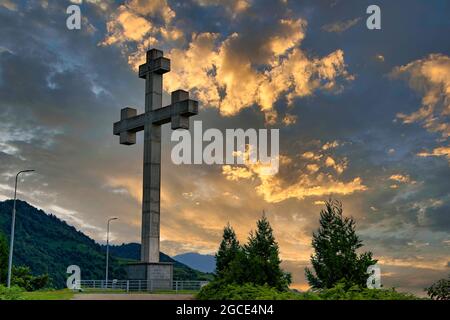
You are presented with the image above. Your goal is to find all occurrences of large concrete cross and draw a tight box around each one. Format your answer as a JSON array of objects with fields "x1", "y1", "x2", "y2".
[{"x1": 113, "y1": 49, "x2": 198, "y2": 264}]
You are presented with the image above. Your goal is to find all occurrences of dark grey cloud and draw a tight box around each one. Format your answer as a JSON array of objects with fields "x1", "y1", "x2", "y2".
[{"x1": 0, "y1": 0, "x2": 448, "y2": 293}]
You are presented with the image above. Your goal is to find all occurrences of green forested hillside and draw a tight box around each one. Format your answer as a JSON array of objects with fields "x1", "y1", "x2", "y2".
[{"x1": 0, "y1": 200, "x2": 212, "y2": 288}]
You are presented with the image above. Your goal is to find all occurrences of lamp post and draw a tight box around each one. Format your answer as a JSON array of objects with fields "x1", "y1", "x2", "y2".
[
  {"x1": 105, "y1": 217, "x2": 118, "y2": 287},
  {"x1": 7, "y1": 169, "x2": 35, "y2": 288}
]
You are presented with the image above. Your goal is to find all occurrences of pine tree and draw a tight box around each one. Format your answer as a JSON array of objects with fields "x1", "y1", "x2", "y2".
[
  {"x1": 245, "y1": 214, "x2": 291, "y2": 290},
  {"x1": 215, "y1": 223, "x2": 240, "y2": 278},
  {"x1": 425, "y1": 274, "x2": 450, "y2": 300},
  {"x1": 0, "y1": 232, "x2": 8, "y2": 284},
  {"x1": 305, "y1": 200, "x2": 377, "y2": 289}
]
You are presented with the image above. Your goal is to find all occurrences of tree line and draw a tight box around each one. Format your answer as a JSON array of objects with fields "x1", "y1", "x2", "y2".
[{"x1": 203, "y1": 199, "x2": 449, "y2": 300}]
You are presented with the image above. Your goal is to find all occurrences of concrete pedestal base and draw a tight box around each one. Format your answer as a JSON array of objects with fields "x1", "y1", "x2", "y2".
[{"x1": 126, "y1": 262, "x2": 173, "y2": 291}]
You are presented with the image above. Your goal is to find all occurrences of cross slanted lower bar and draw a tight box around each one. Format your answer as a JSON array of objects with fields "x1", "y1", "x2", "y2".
[{"x1": 113, "y1": 49, "x2": 198, "y2": 263}]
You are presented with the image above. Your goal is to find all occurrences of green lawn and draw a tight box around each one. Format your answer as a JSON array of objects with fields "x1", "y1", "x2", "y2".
[
  {"x1": 79, "y1": 288, "x2": 198, "y2": 294},
  {"x1": 149, "y1": 289, "x2": 198, "y2": 294},
  {"x1": 14, "y1": 288, "x2": 198, "y2": 300},
  {"x1": 21, "y1": 289, "x2": 75, "y2": 300}
]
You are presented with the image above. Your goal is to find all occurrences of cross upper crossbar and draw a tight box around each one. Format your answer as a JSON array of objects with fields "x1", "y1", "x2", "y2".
[
  {"x1": 113, "y1": 90, "x2": 198, "y2": 145},
  {"x1": 138, "y1": 49, "x2": 170, "y2": 78}
]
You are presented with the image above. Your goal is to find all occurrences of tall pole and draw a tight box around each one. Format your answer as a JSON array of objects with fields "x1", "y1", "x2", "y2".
[
  {"x1": 105, "y1": 217, "x2": 118, "y2": 287},
  {"x1": 7, "y1": 169, "x2": 34, "y2": 288}
]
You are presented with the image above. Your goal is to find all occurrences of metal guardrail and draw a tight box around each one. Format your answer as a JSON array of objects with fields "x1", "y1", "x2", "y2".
[{"x1": 74, "y1": 280, "x2": 209, "y2": 293}]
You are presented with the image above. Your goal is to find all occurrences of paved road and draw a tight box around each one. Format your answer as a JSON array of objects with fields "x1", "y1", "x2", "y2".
[{"x1": 72, "y1": 293, "x2": 194, "y2": 300}]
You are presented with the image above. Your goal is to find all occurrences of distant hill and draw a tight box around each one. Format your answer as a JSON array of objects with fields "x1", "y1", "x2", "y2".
[
  {"x1": 104, "y1": 243, "x2": 213, "y2": 280},
  {"x1": 0, "y1": 200, "x2": 212, "y2": 288},
  {"x1": 106, "y1": 243, "x2": 141, "y2": 261},
  {"x1": 174, "y1": 252, "x2": 216, "y2": 273}
]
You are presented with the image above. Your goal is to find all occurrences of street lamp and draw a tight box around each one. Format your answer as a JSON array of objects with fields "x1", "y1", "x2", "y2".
[
  {"x1": 7, "y1": 169, "x2": 35, "y2": 288},
  {"x1": 105, "y1": 217, "x2": 118, "y2": 287}
]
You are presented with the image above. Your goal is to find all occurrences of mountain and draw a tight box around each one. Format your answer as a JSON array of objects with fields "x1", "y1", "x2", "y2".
[
  {"x1": 174, "y1": 252, "x2": 216, "y2": 273},
  {"x1": 106, "y1": 243, "x2": 141, "y2": 261},
  {"x1": 104, "y1": 243, "x2": 213, "y2": 280},
  {"x1": 0, "y1": 200, "x2": 212, "y2": 288}
]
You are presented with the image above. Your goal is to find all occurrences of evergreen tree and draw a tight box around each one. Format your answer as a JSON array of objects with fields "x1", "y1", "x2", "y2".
[
  {"x1": 305, "y1": 200, "x2": 377, "y2": 289},
  {"x1": 426, "y1": 275, "x2": 450, "y2": 300},
  {"x1": 213, "y1": 216, "x2": 291, "y2": 291},
  {"x1": 215, "y1": 223, "x2": 240, "y2": 278},
  {"x1": 244, "y1": 214, "x2": 291, "y2": 290},
  {"x1": 0, "y1": 232, "x2": 8, "y2": 284}
]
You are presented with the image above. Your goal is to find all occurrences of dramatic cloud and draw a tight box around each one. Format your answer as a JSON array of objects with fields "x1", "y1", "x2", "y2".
[
  {"x1": 101, "y1": 2, "x2": 353, "y2": 123},
  {"x1": 194, "y1": 0, "x2": 251, "y2": 18},
  {"x1": 417, "y1": 146, "x2": 450, "y2": 164},
  {"x1": 102, "y1": 5, "x2": 154, "y2": 44},
  {"x1": 389, "y1": 174, "x2": 415, "y2": 184},
  {"x1": 0, "y1": 0, "x2": 17, "y2": 11},
  {"x1": 392, "y1": 54, "x2": 450, "y2": 139},
  {"x1": 282, "y1": 113, "x2": 297, "y2": 126},
  {"x1": 392, "y1": 54, "x2": 450, "y2": 168},
  {"x1": 322, "y1": 17, "x2": 361, "y2": 33},
  {"x1": 164, "y1": 32, "x2": 352, "y2": 122},
  {"x1": 1, "y1": 0, "x2": 449, "y2": 294},
  {"x1": 222, "y1": 143, "x2": 366, "y2": 203},
  {"x1": 100, "y1": 0, "x2": 182, "y2": 68}
]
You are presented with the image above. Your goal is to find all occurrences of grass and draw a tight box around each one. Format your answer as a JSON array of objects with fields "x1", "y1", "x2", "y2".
[
  {"x1": 20, "y1": 289, "x2": 75, "y2": 300},
  {"x1": 150, "y1": 289, "x2": 197, "y2": 294},
  {"x1": 1, "y1": 285, "x2": 197, "y2": 300},
  {"x1": 78, "y1": 288, "x2": 198, "y2": 294},
  {"x1": 79, "y1": 288, "x2": 127, "y2": 294},
  {"x1": 14, "y1": 288, "x2": 196, "y2": 300}
]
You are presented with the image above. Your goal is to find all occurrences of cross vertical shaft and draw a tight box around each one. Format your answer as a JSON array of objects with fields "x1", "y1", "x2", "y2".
[
  {"x1": 113, "y1": 48, "x2": 198, "y2": 280},
  {"x1": 142, "y1": 49, "x2": 165, "y2": 263}
]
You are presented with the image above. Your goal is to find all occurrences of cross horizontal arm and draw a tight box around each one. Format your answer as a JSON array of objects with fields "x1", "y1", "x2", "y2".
[
  {"x1": 139, "y1": 57, "x2": 170, "y2": 78},
  {"x1": 113, "y1": 113, "x2": 146, "y2": 136},
  {"x1": 152, "y1": 99, "x2": 198, "y2": 127},
  {"x1": 113, "y1": 99, "x2": 198, "y2": 145}
]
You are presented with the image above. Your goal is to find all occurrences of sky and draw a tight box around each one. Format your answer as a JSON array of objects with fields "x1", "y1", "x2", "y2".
[{"x1": 0, "y1": 0, "x2": 449, "y2": 294}]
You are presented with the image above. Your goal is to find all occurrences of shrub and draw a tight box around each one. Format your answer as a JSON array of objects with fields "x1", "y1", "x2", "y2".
[
  {"x1": 197, "y1": 281, "x2": 419, "y2": 300},
  {"x1": 0, "y1": 285, "x2": 23, "y2": 300},
  {"x1": 197, "y1": 282, "x2": 306, "y2": 300},
  {"x1": 316, "y1": 281, "x2": 418, "y2": 300},
  {"x1": 11, "y1": 266, "x2": 50, "y2": 291}
]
